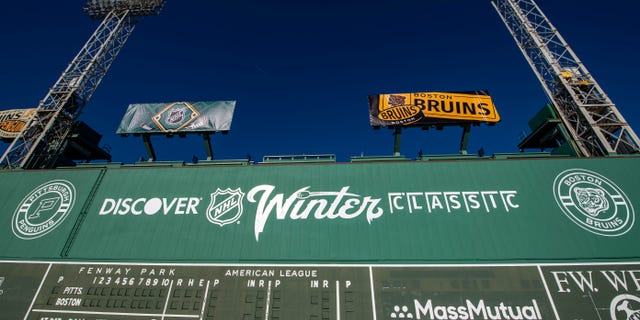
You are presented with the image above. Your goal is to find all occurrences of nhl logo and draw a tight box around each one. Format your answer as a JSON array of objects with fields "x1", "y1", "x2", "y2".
[
  {"x1": 166, "y1": 107, "x2": 186, "y2": 125},
  {"x1": 206, "y1": 188, "x2": 245, "y2": 226},
  {"x1": 152, "y1": 102, "x2": 200, "y2": 132},
  {"x1": 553, "y1": 169, "x2": 635, "y2": 237}
]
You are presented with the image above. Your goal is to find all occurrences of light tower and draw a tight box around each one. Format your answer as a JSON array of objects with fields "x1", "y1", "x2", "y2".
[
  {"x1": 0, "y1": 0, "x2": 165, "y2": 169},
  {"x1": 491, "y1": 0, "x2": 640, "y2": 157}
]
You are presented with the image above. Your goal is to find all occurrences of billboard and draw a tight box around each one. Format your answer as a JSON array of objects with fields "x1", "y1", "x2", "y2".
[
  {"x1": 0, "y1": 156, "x2": 635, "y2": 262},
  {"x1": 368, "y1": 91, "x2": 500, "y2": 127},
  {"x1": 116, "y1": 101, "x2": 235, "y2": 134},
  {"x1": 0, "y1": 156, "x2": 638, "y2": 262},
  {"x1": 0, "y1": 108, "x2": 36, "y2": 139}
]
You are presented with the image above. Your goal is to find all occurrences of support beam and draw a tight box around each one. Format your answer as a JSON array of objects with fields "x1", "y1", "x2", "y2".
[
  {"x1": 0, "y1": 1, "x2": 165, "y2": 169},
  {"x1": 142, "y1": 134, "x2": 156, "y2": 162},
  {"x1": 393, "y1": 127, "x2": 402, "y2": 156},
  {"x1": 459, "y1": 124, "x2": 471, "y2": 155},
  {"x1": 203, "y1": 133, "x2": 214, "y2": 161},
  {"x1": 491, "y1": 0, "x2": 640, "y2": 156}
]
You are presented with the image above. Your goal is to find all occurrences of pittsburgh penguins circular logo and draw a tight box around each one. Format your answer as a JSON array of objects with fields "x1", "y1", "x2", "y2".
[
  {"x1": 12, "y1": 180, "x2": 76, "y2": 240},
  {"x1": 553, "y1": 169, "x2": 634, "y2": 237}
]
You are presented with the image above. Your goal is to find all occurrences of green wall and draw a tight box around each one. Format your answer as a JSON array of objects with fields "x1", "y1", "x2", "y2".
[{"x1": 1, "y1": 157, "x2": 638, "y2": 263}]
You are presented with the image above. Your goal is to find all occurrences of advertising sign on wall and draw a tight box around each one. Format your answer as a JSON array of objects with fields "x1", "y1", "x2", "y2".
[
  {"x1": 0, "y1": 108, "x2": 36, "y2": 140},
  {"x1": 368, "y1": 91, "x2": 500, "y2": 127},
  {"x1": 116, "y1": 101, "x2": 235, "y2": 134},
  {"x1": 4, "y1": 158, "x2": 628, "y2": 262},
  {"x1": 0, "y1": 157, "x2": 638, "y2": 262},
  {"x1": 0, "y1": 157, "x2": 639, "y2": 318}
]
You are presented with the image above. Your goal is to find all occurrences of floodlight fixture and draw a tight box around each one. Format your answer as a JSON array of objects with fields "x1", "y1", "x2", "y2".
[
  {"x1": 84, "y1": 0, "x2": 166, "y2": 19},
  {"x1": 0, "y1": 0, "x2": 165, "y2": 169}
]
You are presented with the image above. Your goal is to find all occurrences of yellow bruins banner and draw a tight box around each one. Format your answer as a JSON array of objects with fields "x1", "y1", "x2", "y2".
[
  {"x1": 368, "y1": 91, "x2": 500, "y2": 127},
  {"x1": 0, "y1": 108, "x2": 36, "y2": 140}
]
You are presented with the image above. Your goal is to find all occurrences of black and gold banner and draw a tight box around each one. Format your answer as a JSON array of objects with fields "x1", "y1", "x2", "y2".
[{"x1": 369, "y1": 91, "x2": 500, "y2": 127}]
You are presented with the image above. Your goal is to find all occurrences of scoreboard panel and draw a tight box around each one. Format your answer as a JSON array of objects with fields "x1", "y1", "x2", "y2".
[{"x1": 2, "y1": 261, "x2": 639, "y2": 319}]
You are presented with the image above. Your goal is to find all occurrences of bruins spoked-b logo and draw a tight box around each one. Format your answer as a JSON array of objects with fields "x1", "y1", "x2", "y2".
[
  {"x1": 12, "y1": 180, "x2": 76, "y2": 240},
  {"x1": 206, "y1": 188, "x2": 245, "y2": 226},
  {"x1": 553, "y1": 169, "x2": 634, "y2": 237}
]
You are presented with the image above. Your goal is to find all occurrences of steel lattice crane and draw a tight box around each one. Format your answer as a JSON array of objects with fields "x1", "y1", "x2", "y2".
[
  {"x1": 491, "y1": 0, "x2": 640, "y2": 157},
  {"x1": 0, "y1": 0, "x2": 165, "y2": 169}
]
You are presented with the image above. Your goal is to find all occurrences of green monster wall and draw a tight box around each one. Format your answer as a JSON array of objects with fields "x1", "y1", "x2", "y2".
[{"x1": 1, "y1": 157, "x2": 639, "y2": 319}]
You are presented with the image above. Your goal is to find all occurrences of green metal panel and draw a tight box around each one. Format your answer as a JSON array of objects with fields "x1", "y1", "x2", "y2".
[
  {"x1": 1, "y1": 158, "x2": 640, "y2": 319},
  {"x1": 527, "y1": 104, "x2": 556, "y2": 131},
  {"x1": 54, "y1": 157, "x2": 640, "y2": 263},
  {"x1": 0, "y1": 170, "x2": 103, "y2": 259},
  {"x1": 3, "y1": 261, "x2": 640, "y2": 319}
]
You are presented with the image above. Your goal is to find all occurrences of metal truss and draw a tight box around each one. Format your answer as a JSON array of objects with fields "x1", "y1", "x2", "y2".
[
  {"x1": 0, "y1": 1, "x2": 164, "y2": 169},
  {"x1": 491, "y1": 0, "x2": 640, "y2": 156}
]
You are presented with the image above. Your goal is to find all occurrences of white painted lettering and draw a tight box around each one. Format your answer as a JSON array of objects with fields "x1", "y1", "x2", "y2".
[
  {"x1": 248, "y1": 185, "x2": 384, "y2": 241},
  {"x1": 551, "y1": 271, "x2": 572, "y2": 293},
  {"x1": 600, "y1": 270, "x2": 629, "y2": 291}
]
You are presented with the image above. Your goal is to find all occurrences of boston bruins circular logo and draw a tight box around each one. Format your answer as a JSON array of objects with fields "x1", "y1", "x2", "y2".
[
  {"x1": 553, "y1": 169, "x2": 634, "y2": 237},
  {"x1": 12, "y1": 180, "x2": 76, "y2": 240}
]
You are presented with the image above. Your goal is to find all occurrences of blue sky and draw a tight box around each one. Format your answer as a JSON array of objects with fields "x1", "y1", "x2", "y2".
[{"x1": 0, "y1": 1, "x2": 638, "y2": 163}]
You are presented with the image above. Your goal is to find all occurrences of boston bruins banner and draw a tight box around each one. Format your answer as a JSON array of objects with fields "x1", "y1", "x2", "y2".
[
  {"x1": 368, "y1": 91, "x2": 500, "y2": 127},
  {"x1": 116, "y1": 101, "x2": 235, "y2": 134},
  {"x1": 0, "y1": 108, "x2": 36, "y2": 140}
]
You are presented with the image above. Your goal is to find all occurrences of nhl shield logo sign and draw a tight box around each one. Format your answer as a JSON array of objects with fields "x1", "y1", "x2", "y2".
[
  {"x1": 166, "y1": 107, "x2": 186, "y2": 125},
  {"x1": 151, "y1": 102, "x2": 200, "y2": 132},
  {"x1": 206, "y1": 188, "x2": 245, "y2": 226}
]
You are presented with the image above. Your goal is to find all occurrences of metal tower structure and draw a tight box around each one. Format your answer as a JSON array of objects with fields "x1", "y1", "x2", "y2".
[
  {"x1": 0, "y1": 0, "x2": 165, "y2": 169},
  {"x1": 491, "y1": 0, "x2": 640, "y2": 157}
]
